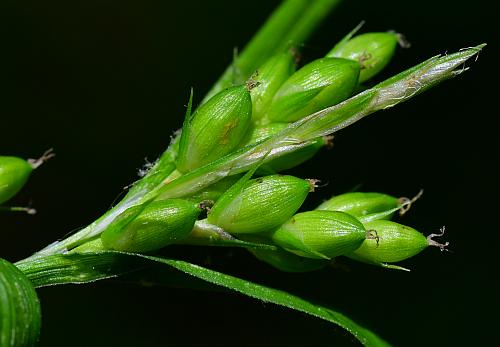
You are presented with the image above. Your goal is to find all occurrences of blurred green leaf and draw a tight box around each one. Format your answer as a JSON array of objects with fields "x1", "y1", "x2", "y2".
[{"x1": 17, "y1": 251, "x2": 390, "y2": 346}]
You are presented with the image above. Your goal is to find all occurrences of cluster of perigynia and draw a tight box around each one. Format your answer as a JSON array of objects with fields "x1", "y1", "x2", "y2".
[
  {"x1": 96, "y1": 30, "x2": 447, "y2": 271},
  {"x1": 1, "y1": 31, "x2": 448, "y2": 273}
]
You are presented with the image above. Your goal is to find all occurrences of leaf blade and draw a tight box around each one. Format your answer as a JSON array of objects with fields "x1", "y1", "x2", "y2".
[{"x1": 17, "y1": 251, "x2": 390, "y2": 346}]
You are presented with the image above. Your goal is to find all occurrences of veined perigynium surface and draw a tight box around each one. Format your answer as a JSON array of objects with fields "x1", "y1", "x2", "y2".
[
  {"x1": 2, "y1": 0, "x2": 485, "y2": 346},
  {"x1": 176, "y1": 85, "x2": 252, "y2": 173},
  {"x1": 264, "y1": 57, "x2": 360, "y2": 123},
  {"x1": 316, "y1": 192, "x2": 401, "y2": 219},
  {"x1": 0, "y1": 156, "x2": 33, "y2": 204},
  {"x1": 208, "y1": 174, "x2": 313, "y2": 234},
  {"x1": 328, "y1": 32, "x2": 401, "y2": 82},
  {"x1": 346, "y1": 220, "x2": 449, "y2": 271},
  {"x1": 101, "y1": 199, "x2": 202, "y2": 252},
  {"x1": 271, "y1": 210, "x2": 367, "y2": 259}
]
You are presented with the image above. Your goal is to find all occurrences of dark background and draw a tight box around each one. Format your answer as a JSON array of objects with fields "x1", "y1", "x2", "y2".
[{"x1": 1, "y1": 0, "x2": 497, "y2": 346}]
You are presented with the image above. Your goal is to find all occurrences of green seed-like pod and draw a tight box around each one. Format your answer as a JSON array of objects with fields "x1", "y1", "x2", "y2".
[
  {"x1": 347, "y1": 220, "x2": 448, "y2": 271},
  {"x1": 0, "y1": 156, "x2": 33, "y2": 204},
  {"x1": 208, "y1": 174, "x2": 313, "y2": 234},
  {"x1": 250, "y1": 248, "x2": 328, "y2": 273},
  {"x1": 271, "y1": 210, "x2": 366, "y2": 259},
  {"x1": 327, "y1": 32, "x2": 399, "y2": 83},
  {"x1": 316, "y1": 192, "x2": 400, "y2": 219},
  {"x1": 101, "y1": 199, "x2": 201, "y2": 252},
  {"x1": 243, "y1": 123, "x2": 326, "y2": 173},
  {"x1": 264, "y1": 58, "x2": 360, "y2": 123},
  {"x1": 0, "y1": 258, "x2": 41, "y2": 347},
  {"x1": 250, "y1": 51, "x2": 296, "y2": 122},
  {"x1": 176, "y1": 85, "x2": 252, "y2": 173}
]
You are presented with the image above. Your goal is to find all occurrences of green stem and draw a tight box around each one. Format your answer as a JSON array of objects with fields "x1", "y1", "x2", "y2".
[{"x1": 202, "y1": 0, "x2": 342, "y2": 102}]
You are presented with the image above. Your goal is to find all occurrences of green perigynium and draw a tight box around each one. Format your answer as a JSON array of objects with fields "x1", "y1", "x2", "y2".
[
  {"x1": 347, "y1": 220, "x2": 449, "y2": 270},
  {"x1": 0, "y1": 259, "x2": 41, "y2": 347},
  {"x1": 317, "y1": 192, "x2": 400, "y2": 219},
  {"x1": 101, "y1": 199, "x2": 201, "y2": 252},
  {"x1": 0, "y1": 157, "x2": 34, "y2": 204},
  {"x1": 264, "y1": 57, "x2": 360, "y2": 123},
  {"x1": 207, "y1": 174, "x2": 314, "y2": 234},
  {"x1": 271, "y1": 210, "x2": 367, "y2": 259},
  {"x1": 328, "y1": 32, "x2": 400, "y2": 82},
  {"x1": 176, "y1": 85, "x2": 252, "y2": 173},
  {"x1": 250, "y1": 51, "x2": 297, "y2": 122},
  {"x1": 0, "y1": 150, "x2": 54, "y2": 207}
]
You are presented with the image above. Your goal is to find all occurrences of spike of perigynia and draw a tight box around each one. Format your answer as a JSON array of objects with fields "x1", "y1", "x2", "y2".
[
  {"x1": 327, "y1": 32, "x2": 400, "y2": 83},
  {"x1": 250, "y1": 248, "x2": 328, "y2": 273},
  {"x1": 101, "y1": 199, "x2": 201, "y2": 252},
  {"x1": 176, "y1": 85, "x2": 252, "y2": 173},
  {"x1": 346, "y1": 220, "x2": 449, "y2": 270},
  {"x1": 208, "y1": 174, "x2": 313, "y2": 234},
  {"x1": 0, "y1": 156, "x2": 33, "y2": 204},
  {"x1": 250, "y1": 51, "x2": 297, "y2": 122},
  {"x1": 264, "y1": 57, "x2": 360, "y2": 123},
  {"x1": 317, "y1": 192, "x2": 400, "y2": 219},
  {"x1": 271, "y1": 210, "x2": 366, "y2": 259},
  {"x1": 0, "y1": 258, "x2": 41, "y2": 347}
]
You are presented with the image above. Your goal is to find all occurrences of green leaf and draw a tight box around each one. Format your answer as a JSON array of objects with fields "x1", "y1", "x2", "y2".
[{"x1": 17, "y1": 252, "x2": 390, "y2": 346}]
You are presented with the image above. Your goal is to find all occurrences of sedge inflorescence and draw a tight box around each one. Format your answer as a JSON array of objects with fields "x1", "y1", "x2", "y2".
[
  {"x1": 87, "y1": 29, "x2": 448, "y2": 272},
  {"x1": 4, "y1": 25, "x2": 476, "y2": 270},
  {"x1": 0, "y1": 29, "x2": 449, "y2": 272}
]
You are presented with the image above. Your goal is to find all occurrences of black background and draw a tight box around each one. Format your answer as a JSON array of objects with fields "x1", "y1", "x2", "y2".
[{"x1": 1, "y1": 1, "x2": 498, "y2": 346}]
